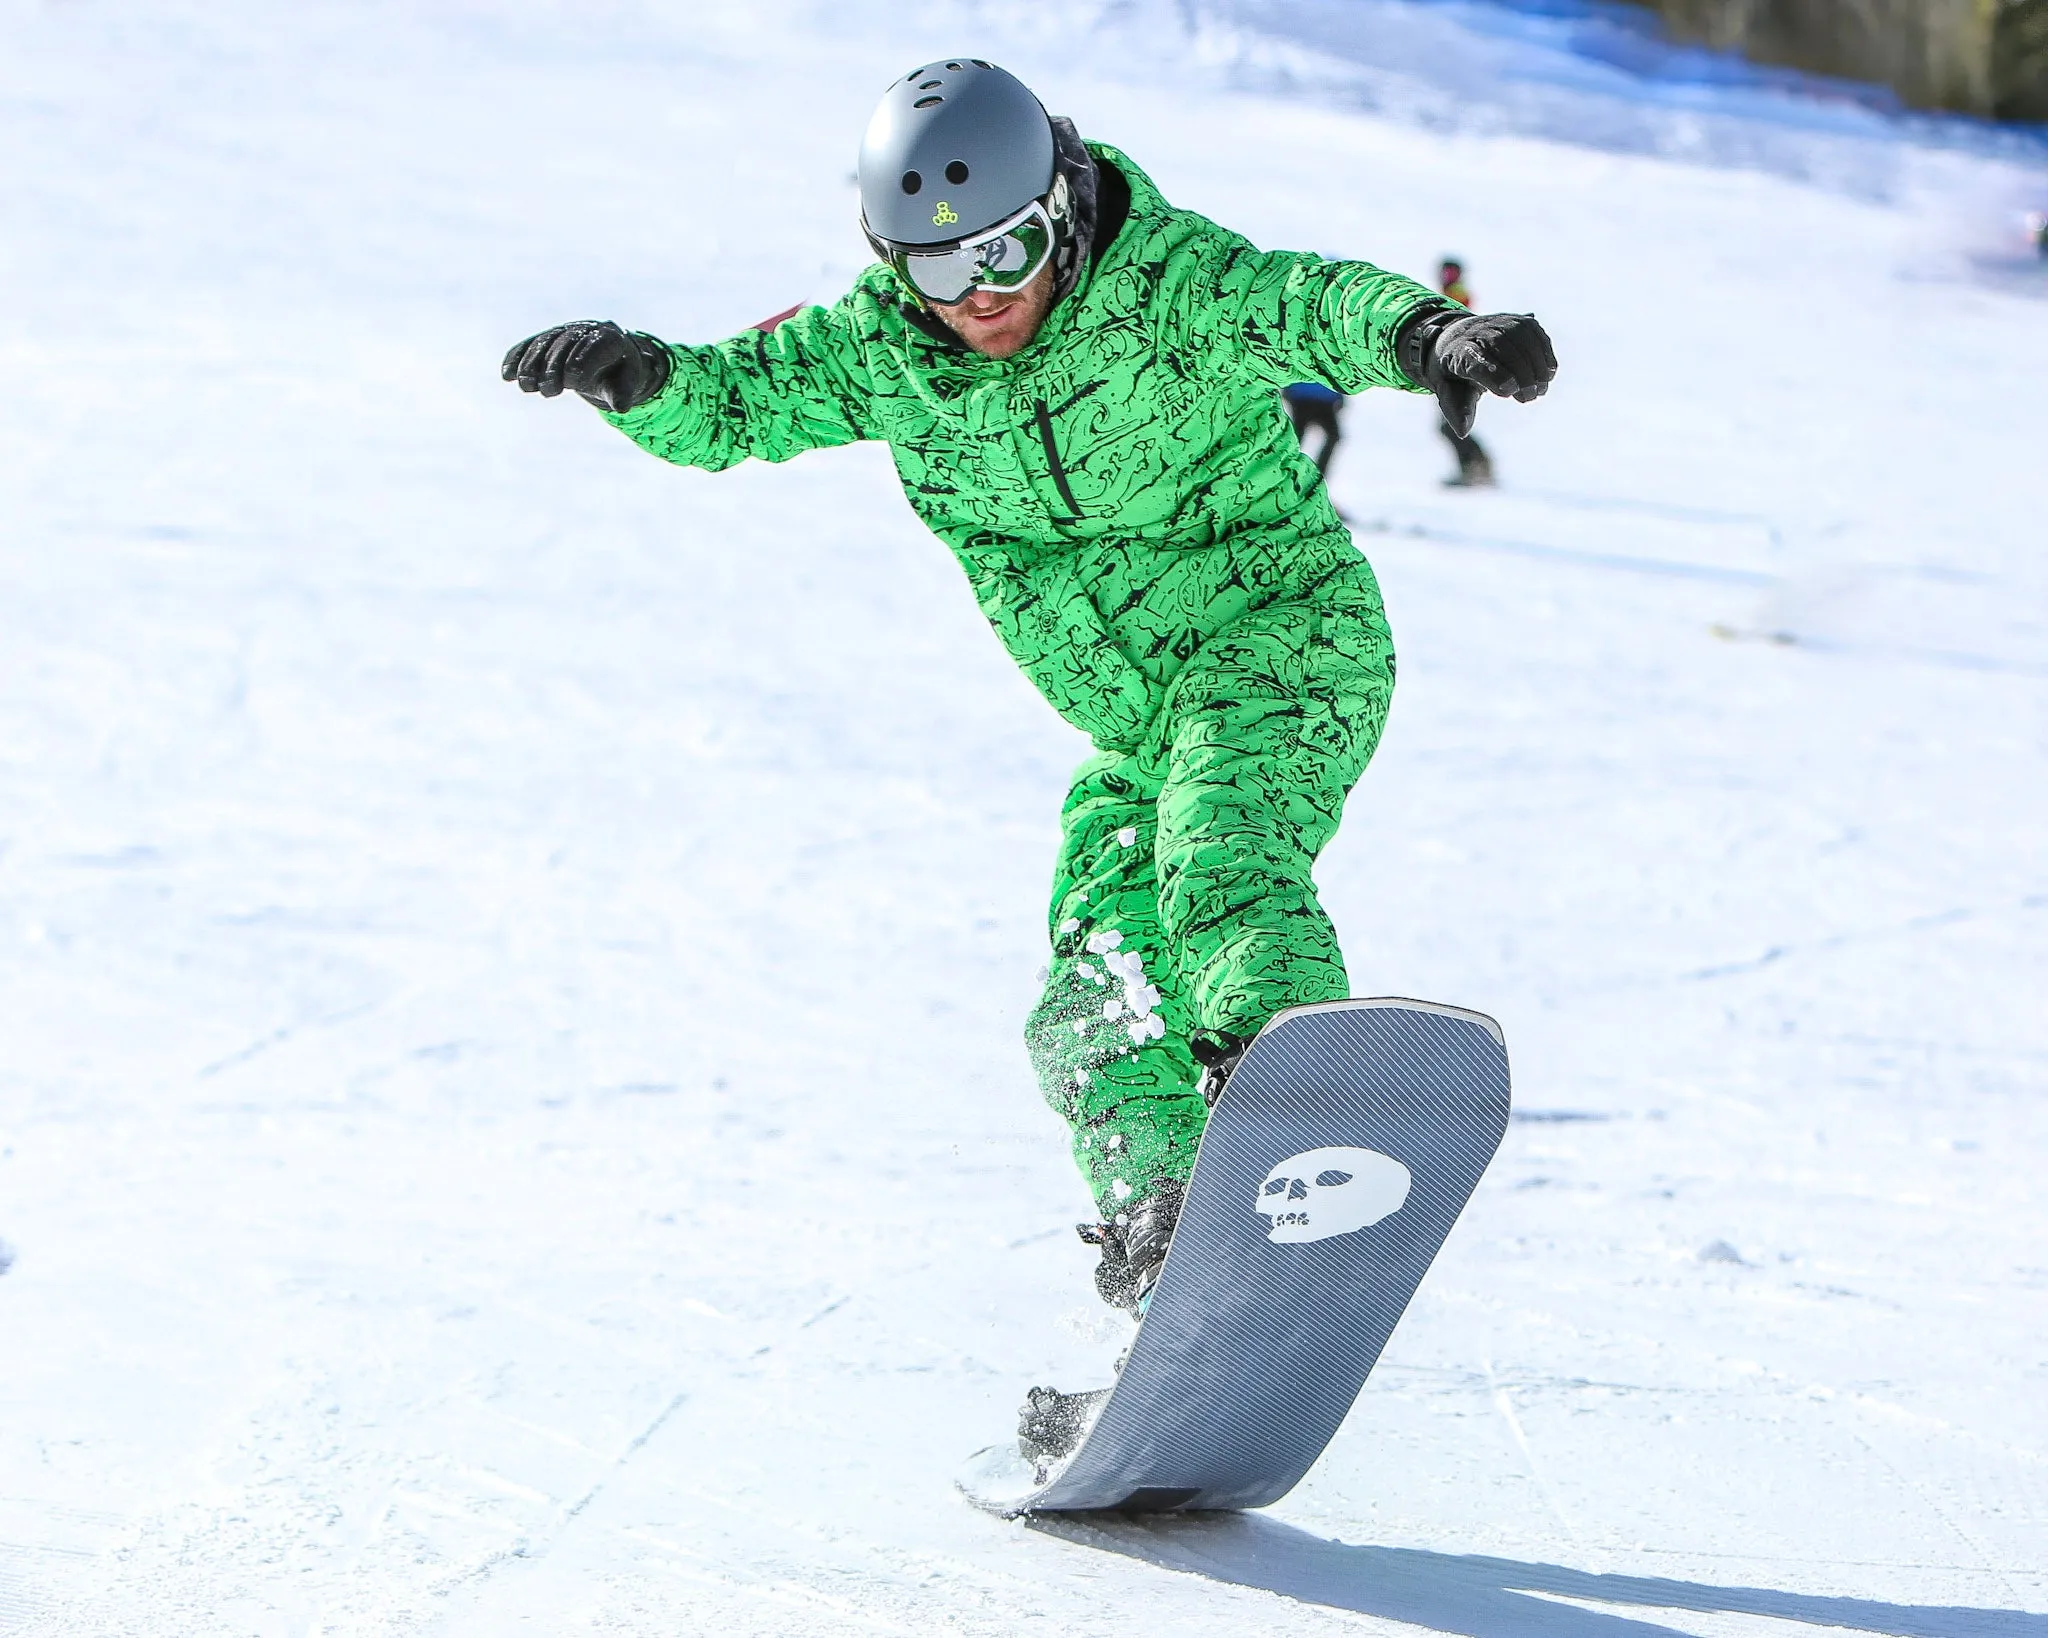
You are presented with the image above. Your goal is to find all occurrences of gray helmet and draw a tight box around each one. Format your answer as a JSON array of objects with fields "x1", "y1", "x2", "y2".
[{"x1": 858, "y1": 60, "x2": 1055, "y2": 247}]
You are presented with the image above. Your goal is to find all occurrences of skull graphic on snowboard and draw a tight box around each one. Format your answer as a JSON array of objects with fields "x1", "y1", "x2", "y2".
[{"x1": 1255, "y1": 1145, "x2": 1411, "y2": 1243}]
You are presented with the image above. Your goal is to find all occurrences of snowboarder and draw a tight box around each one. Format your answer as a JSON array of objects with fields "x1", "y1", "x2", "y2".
[
  {"x1": 503, "y1": 61, "x2": 1554, "y2": 1328},
  {"x1": 1436, "y1": 258, "x2": 1497, "y2": 488}
]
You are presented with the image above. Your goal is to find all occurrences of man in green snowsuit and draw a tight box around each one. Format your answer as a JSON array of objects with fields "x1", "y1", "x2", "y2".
[{"x1": 505, "y1": 61, "x2": 1556, "y2": 1313}]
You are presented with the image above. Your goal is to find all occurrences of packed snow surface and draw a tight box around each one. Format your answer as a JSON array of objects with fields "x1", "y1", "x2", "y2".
[{"x1": 2, "y1": 3, "x2": 2045, "y2": 1634}]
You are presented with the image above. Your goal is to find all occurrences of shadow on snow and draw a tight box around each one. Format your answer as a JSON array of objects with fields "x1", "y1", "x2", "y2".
[{"x1": 1029, "y1": 1510, "x2": 2044, "y2": 1636}]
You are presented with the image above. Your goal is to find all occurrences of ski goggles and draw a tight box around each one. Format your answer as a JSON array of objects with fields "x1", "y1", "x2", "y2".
[{"x1": 867, "y1": 197, "x2": 1057, "y2": 308}]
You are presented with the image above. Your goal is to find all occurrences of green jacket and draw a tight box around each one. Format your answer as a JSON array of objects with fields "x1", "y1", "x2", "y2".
[{"x1": 606, "y1": 144, "x2": 1441, "y2": 753}]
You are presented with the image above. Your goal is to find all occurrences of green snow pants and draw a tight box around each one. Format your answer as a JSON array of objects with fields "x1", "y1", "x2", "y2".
[{"x1": 1024, "y1": 572, "x2": 1396, "y2": 1218}]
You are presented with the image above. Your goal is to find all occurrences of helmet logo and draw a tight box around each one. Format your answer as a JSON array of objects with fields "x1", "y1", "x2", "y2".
[{"x1": 932, "y1": 201, "x2": 959, "y2": 227}]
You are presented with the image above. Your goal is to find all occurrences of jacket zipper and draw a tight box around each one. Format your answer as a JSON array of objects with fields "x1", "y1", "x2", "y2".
[{"x1": 1032, "y1": 399, "x2": 1082, "y2": 519}]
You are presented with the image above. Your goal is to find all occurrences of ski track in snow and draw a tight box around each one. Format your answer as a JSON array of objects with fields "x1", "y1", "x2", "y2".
[{"x1": 1, "y1": 2, "x2": 2044, "y2": 1634}]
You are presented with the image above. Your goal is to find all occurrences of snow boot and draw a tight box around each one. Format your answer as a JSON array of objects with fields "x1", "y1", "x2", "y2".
[
  {"x1": 1077, "y1": 1176, "x2": 1185, "y2": 1313},
  {"x1": 1017, "y1": 1384, "x2": 1110, "y2": 1477}
]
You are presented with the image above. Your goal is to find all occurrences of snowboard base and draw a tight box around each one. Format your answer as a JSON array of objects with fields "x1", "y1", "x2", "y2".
[{"x1": 958, "y1": 997, "x2": 1510, "y2": 1516}]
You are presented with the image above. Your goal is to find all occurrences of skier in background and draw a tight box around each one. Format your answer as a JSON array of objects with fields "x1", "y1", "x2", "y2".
[
  {"x1": 1281, "y1": 253, "x2": 1354, "y2": 487},
  {"x1": 1437, "y1": 258, "x2": 1496, "y2": 488},
  {"x1": 1281, "y1": 380, "x2": 1345, "y2": 479},
  {"x1": 503, "y1": 64, "x2": 1554, "y2": 1422}
]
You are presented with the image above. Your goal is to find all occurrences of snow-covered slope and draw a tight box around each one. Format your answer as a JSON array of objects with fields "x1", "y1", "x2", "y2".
[{"x1": 1, "y1": 3, "x2": 2044, "y2": 1634}]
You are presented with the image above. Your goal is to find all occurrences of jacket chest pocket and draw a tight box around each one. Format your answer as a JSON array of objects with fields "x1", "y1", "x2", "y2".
[
  {"x1": 1028, "y1": 368, "x2": 1206, "y2": 533},
  {"x1": 1030, "y1": 398, "x2": 1084, "y2": 521}
]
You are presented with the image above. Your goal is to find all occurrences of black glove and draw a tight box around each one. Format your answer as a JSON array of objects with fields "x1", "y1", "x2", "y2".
[
  {"x1": 1398, "y1": 308, "x2": 1557, "y2": 439},
  {"x1": 501, "y1": 320, "x2": 672, "y2": 414}
]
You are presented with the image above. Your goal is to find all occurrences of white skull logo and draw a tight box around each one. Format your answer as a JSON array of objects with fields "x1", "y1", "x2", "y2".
[{"x1": 1255, "y1": 1146, "x2": 1411, "y2": 1244}]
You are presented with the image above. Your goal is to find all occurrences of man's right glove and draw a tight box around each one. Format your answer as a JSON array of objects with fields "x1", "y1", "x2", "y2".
[
  {"x1": 1397, "y1": 308, "x2": 1557, "y2": 439},
  {"x1": 501, "y1": 320, "x2": 672, "y2": 414}
]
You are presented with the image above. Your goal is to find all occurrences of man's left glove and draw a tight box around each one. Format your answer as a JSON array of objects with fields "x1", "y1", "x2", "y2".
[
  {"x1": 501, "y1": 320, "x2": 672, "y2": 414},
  {"x1": 1398, "y1": 308, "x2": 1557, "y2": 439}
]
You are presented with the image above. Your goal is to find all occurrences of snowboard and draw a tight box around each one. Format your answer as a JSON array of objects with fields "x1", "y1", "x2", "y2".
[{"x1": 958, "y1": 997, "x2": 1510, "y2": 1516}]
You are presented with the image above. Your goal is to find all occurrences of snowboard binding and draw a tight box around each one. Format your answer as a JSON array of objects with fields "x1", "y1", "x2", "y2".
[{"x1": 1191, "y1": 1028, "x2": 1248, "y2": 1107}]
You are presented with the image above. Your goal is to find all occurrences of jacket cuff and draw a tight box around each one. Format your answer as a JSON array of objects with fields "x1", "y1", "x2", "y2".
[
  {"x1": 601, "y1": 341, "x2": 686, "y2": 426},
  {"x1": 1394, "y1": 303, "x2": 1460, "y2": 392}
]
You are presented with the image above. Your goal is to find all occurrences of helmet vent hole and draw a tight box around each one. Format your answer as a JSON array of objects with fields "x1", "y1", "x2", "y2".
[
  {"x1": 913, "y1": 95, "x2": 943, "y2": 109},
  {"x1": 946, "y1": 61, "x2": 963, "y2": 70},
  {"x1": 900, "y1": 170, "x2": 922, "y2": 195},
  {"x1": 945, "y1": 160, "x2": 969, "y2": 185},
  {"x1": 919, "y1": 79, "x2": 942, "y2": 90},
  {"x1": 971, "y1": 58, "x2": 991, "y2": 68}
]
